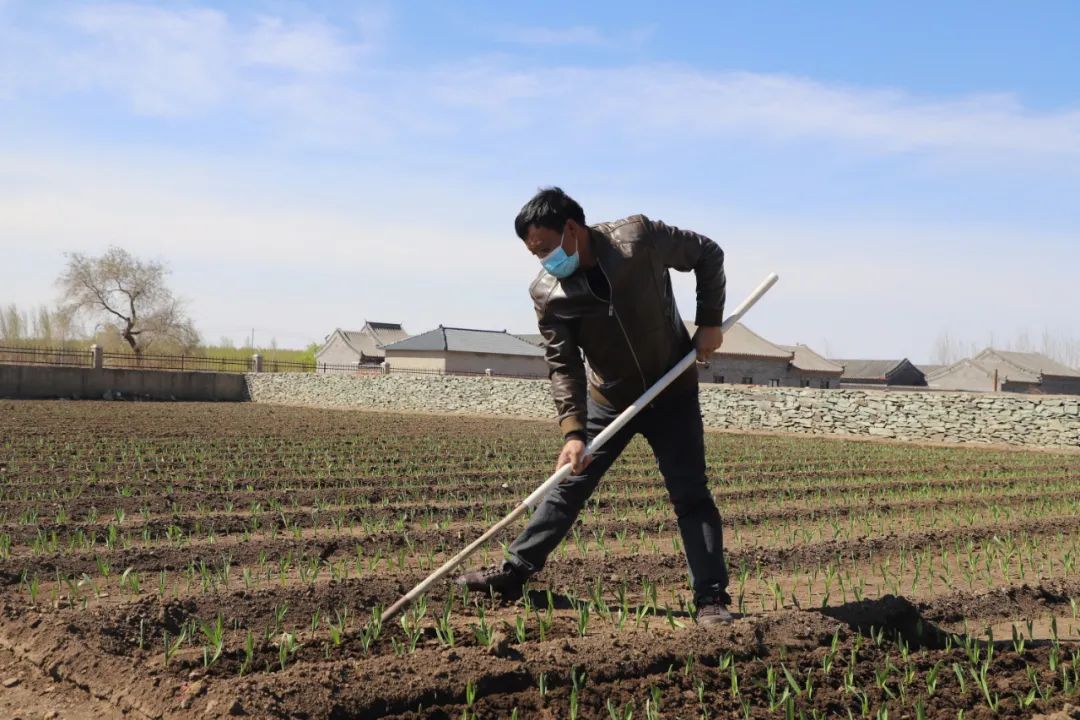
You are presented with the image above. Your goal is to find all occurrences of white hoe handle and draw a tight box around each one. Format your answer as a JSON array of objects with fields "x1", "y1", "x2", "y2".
[{"x1": 380, "y1": 272, "x2": 779, "y2": 623}]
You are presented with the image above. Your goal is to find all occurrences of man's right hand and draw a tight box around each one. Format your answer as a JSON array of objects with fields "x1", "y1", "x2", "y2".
[{"x1": 556, "y1": 437, "x2": 591, "y2": 475}]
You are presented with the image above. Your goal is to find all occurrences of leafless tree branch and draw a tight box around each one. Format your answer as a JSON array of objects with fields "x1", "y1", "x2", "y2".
[{"x1": 56, "y1": 247, "x2": 199, "y2": 355}]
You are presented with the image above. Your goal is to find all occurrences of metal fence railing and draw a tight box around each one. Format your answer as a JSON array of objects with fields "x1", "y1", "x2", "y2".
[
  {"x1": 101, "y1": 351, "x2": 253, "y2": 373},
  {"x1": 0, "y1": 345, "x2": 327, "y2": 374},
  {"x1": 0, "y1": 345, "x2": 546, "y2": 379},
  {"x1": 0, "y1": 346, "x2": 90, "y2": 367},
  {"x1": 321, "y1": 363, "x2": 383, "y2": 375},
  {"x1": 98, "y1": 353, "x2": 361, "y2": 374}
]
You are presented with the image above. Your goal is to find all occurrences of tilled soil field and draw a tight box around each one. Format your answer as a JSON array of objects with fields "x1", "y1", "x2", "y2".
[{"x1": 1, "y1": 400, "x2": 1079, "y2": 719}]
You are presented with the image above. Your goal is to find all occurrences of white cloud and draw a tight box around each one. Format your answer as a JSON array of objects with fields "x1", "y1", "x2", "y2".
[
  {"x1": 491, "y1": 24, "x2": 610, "y2": 47},
  {"x1": 242, "y1": 15, "x2": 362, "y2": 74},
  {"x1": 488, "y1": 22, "x2": 654, "y2": 49},
  {"x1": 0, "y1": 151, "x2": 454, "y2": 272},
  {"x1": 428, "y1": 63, "x2": 1080, "y2": 160},
  {"x1": 64, "y1": 4, "x2": 234, "y2": 115},
  {"x1": 6, "y1": 3, "x2": 368, "y2": 117},
  {"x1": 4, "y1": 4, "x2": 1079, "y2": 162}
]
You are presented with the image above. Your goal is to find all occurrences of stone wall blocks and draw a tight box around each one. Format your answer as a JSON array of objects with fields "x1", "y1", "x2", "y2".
[{"x1": 242, "y1": 374, "x2": 1079, "y2": 450}]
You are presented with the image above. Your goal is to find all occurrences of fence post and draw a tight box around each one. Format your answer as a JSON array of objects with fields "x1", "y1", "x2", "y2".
[
  {"x1": 90, "y1": 344, "x2": 103, "y2": 370},
  {"x1": 252, "y1": 354, "x2": 263, "y2": 373}
]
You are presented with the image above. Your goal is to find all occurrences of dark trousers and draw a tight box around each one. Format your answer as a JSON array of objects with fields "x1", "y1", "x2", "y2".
[{"x1": 506, "y1": 388, "x2": 731, "y2": 605}]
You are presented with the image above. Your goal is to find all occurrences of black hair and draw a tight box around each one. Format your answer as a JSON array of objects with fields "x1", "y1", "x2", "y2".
[{"x1": 514, "y1": 187, "x2": 586, "y2": 240}]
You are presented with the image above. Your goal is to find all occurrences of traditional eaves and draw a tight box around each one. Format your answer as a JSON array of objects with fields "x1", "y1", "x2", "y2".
[
  {"x1": 684, "y1": 321, "x2": 792, "y2": 359},
  {"x1": 514, "y1": 333, "x2": 546, "y2": 348},
  {"x1": 831, "y1": 359, "x2": 907, "y2": 382},
  {"x1": 979, "y1": 349, "x2": 1080, "y2": 379},
  {"x1": 778, "y1": 344, "x2": 844, "y2": 374},
  {"x1": 337, "y1": 330, "x2": 379, "y2": 358},
  {"x1": 925, "y1": 358, "x2": 993, "y2": 382},
  {"x1": 384, "y1": 326, "x2": 545, "y2": 357},
  {"x1": 363, "y1": 321, "x2": 409, "y2": 348}
]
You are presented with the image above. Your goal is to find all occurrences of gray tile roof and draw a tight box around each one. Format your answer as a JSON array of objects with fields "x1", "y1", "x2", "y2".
[
  {"x1": 684, "y1": 321, "x2": 792, "y2": 359},
  {"x1": 385, "y1": 326, "x2": 545, "y2": 357},
  {"x1": 363, "y1": 321, "x2": 409, "y2": 347},
  {"x1": 514, "y1": 333, "x2": 546, "y2": 347},
  {"x1": 932, "y1": 349, "x2": 1080, "y2": 385},
  {"x1": 831, "y1": 359, "x2": 908, "y2": 381},
  {"x1": 338, "y1": 330, "x2": 379, "y2": 357},
  {"x1": 979, "y1": 349, "x2": 1080, "y2": 379},
  {"x1": 778, "y1": 345, "x2": 844, "y2": 374},
  {"x1": 333, "y1": 321, "x2": 409, "y2": 358},
  {"x1": 925, "y1": 358, "x2": 993, "y2": 384}
]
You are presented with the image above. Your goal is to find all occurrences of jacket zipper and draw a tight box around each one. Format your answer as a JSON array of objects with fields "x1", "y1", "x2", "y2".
[{"x1": 593, "y1": 259, "x2": 648, "y2": 393}]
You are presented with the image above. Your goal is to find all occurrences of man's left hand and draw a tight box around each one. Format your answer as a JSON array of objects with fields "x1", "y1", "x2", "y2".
[{"x1": 693, "y1": 326, "x2": 723, "y2": 362}]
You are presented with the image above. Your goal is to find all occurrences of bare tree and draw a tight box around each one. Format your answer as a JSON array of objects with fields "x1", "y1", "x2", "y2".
[
  {"x1": 929, "y1": 330, "x2": 976, "y2": 365},
  {"x1": 931, "y1": 327, "x2": 1080, "y2": 370},
  {"x1": 930, "y1": 330, "x2": 957, "y2": 365},
  {"x1": 57, "y1": 247, "x2": 199, "y2": 355},
  {"x1": 0, "y1": 304, "x2": 25, "y2": 341},
  {"x1": 0, "y1": 303, "x2": 82, "y2": 344},
  {"x1": 32, "y1": 305, "x2": 80, "y2": 343}
]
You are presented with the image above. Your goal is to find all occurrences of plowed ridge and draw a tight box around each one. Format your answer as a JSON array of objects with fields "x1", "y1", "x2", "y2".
[{"x1": 1, "y1": 400, "x2": 1078, "y2": 719}]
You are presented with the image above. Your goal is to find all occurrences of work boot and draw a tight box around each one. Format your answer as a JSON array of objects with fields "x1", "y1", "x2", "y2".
[
  {"x1": 455, "y1": 563, "x2": 527, "y2": 600},
  {"x1": 696, "y1": 597, "x2": 734, "y2": 626}
]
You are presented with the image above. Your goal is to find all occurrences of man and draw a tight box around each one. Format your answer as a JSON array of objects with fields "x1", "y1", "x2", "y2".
[{"x1": 455, "y1": 187, "x2": 733, "y2": 624}]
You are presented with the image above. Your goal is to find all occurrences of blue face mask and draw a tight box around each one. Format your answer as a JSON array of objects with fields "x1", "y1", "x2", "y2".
[{"x1": 540, "y1": 230, "x2": 580, "y2": 279}]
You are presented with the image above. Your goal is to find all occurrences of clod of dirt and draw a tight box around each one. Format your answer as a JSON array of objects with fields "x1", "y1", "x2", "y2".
[
  {"x1": 158, "y1": 598, "x2": 196, "y2": 635},
  {"x1": 318, "y1": 542, "x2": 339, "y2": 562},
  {"x1": 2, "y1": 676, "x2": 21, "y2": 688},
  {"x1": 487, "y1": 631, "x2": 512, "y2": 658}
]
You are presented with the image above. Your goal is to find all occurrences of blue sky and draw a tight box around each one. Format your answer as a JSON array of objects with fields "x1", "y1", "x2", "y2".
[{"x1": 1, "y1": 1, "x2": 1077, "y2": 361}]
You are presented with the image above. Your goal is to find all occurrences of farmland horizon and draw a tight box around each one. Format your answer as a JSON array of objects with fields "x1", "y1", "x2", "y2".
[
  {"x1": 1, "y1": 277, "x2": 1076, "y2": 368},
  {"x1": 2, "y1": 228, "x2": 1077, "y2": 367}
]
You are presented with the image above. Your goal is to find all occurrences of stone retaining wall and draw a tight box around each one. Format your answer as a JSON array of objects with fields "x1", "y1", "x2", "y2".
[
  {"x1": 245, "y1": 373, "x2": 1080, "y2": 450},
  {"x1": 246, "y1": 373, "x2": 553, "y2": 419}
]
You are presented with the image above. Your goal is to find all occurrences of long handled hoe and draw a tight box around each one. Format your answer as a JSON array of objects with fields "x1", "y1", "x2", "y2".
[{"x1": 381, "y1": 272, "x2": 779, "y2": 623}]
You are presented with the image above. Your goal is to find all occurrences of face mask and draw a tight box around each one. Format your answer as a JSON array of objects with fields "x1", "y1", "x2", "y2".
[{"x1": 540, "y1": 229, "x2": 580, "y2": 279}]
